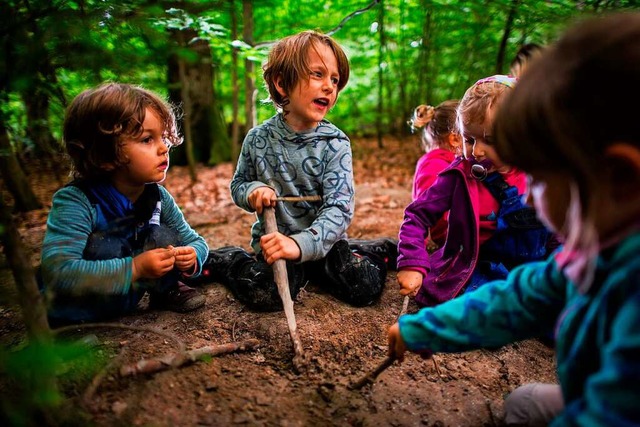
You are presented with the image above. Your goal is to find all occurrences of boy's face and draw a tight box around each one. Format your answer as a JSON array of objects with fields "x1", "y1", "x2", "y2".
[
  {"x1": 276, "y1": 42, "x2": 340, "y2": 132},
  {"x1": 111, "y1": 108, "x2": 170, "y2": 193}
]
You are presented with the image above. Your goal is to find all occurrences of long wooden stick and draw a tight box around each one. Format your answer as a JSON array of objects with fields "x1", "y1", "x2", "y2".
[
  {"x1": 348, "y1": 355, "x2": 396, "y2": 390},
  {"x1": 348, "y1": 296, "x2": 409, "y2": 390},
  {"x1": 119, "y1": 338, "x2": 260, "y2": 377},
  {"x1": 275, "y1": 195, "x2": 322, "y2": 202},
  {"x1": 263, "y1": 206, "x2": 305, "y2": 371}
]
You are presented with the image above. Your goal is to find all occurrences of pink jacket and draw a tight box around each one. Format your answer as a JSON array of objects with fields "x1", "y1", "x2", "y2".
[{"x1": 412, "y1": 148, "x2": 456, "y2": 246}]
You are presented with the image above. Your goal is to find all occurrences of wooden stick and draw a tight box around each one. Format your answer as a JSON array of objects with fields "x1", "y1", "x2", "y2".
[
  {"x1": 262, "y1": 206, "x2": 305, "y2": 371},
  {"x1": 119, "y1": 338, "x2": 260, "y2": 377},
  {"x1": 275, "y1": 195, "x2": 322, "y2": 202},
  {"x1": 348, "y1": 355, "x2": 396, "y2": 390},
  {"x1": 348, "y1": 295, "x2": 409, "y2": 390},
  {"x1": 399, "y1": 295, "x2": 410, "y2": 319}
]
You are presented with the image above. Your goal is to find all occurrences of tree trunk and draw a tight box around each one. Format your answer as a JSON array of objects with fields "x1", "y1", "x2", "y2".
[
  {"x1": 0, "y1": 193, "x2": 58, "y2": 418},
  {"x1": 0, "y1": 118, "x2": 41, "y2": 212},
  {"x1": 496, "y1": 0, "x2": 520, "y2": 74},
  {"x1": 243, "y1": 0, "x2": 257, "y2": 131},
  {"x1": 376, "y1": 0, "x2": 385, "y2": 149},
  {"x1": 418, "y1": 1, "x2": 433, "y2": 103},
  {"x1": 397, "y1": 1, "x2": 409, "y2": 134},
  {"x1": 168, "y1": 29, "x2": 230, "y2": 167},
  {"x1": 22, "y1": 87, "x2": 59, "y2": 156},
  {"x1": 229, "y1": 0, "x2": 241, "y2": 168}
]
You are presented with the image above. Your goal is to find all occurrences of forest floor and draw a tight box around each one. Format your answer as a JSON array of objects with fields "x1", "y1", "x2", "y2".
[{"x1": 0, "y1": 135, "x2": 556, "y2": 426}]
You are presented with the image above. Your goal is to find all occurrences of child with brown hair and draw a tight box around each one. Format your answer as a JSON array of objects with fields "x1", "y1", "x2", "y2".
[
  {"x1": 40, "y1": 83, "x2": 209, "y2": 323},
  {"x1": 389, "y1": 12, "x2": 640, "y2": 426},
  {"x1": 208, "y1": 30, "x2": 396, "y2": 310},
  {"x1": 397, "y1": 75, "x2": 554, "y2": 306},
  {"x1": 408, "y1": 100, "x2": 461, "y2": 248}
]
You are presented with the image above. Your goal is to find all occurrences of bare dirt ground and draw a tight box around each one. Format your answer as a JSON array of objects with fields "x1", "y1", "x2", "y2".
[{"x1": 0, "y1": 136, "x2": 556, "y2": 426}]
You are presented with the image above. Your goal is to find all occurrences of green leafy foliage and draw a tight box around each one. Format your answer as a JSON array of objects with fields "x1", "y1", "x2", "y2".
[
  {"x1": 2, "y1": 0, "x2": 637, "y2": 155},
  {"x1": 0, "y1": 338, "x2": 105, "y2": 426}
]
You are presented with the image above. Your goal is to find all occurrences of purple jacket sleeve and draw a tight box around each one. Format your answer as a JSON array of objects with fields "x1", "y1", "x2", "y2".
[{"x1": 398, "y1": 173, "x2": 456, "y2": 271}]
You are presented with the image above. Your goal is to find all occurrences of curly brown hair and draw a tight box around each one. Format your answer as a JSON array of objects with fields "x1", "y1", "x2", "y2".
[{"x1": 63, "y1": 82, "x2": 182, "y2": 180}]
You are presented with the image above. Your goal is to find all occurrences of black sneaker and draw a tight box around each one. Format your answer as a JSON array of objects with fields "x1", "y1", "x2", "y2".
[
  {"x1": 183, "y1": 246, "x2": 253, "y2": 285},
  {"x1": 348, "y1": 238, "x2": 398, "y2": 270},
  {"x1": 324, "y1": 240, "x2": 385, "y2": 306},
  {"x1": 149, "y1": 281, "x2": 205, "y2": 312}
]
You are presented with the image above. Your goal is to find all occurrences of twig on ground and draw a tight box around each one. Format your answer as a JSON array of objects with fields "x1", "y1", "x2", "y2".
[
  {"x1": 82, "y1": 347, "x2": 126, "y2": 411},
  {"x1": 52, "y1": 322, "x2": 186, "y2": 353},
  {"x1": 119, "y1": 338, "x2": 260, "y2": 377},
  {"x1": 348, "y1": 355, "x2": 396, "y2": 390},
  {"x1": 432, "y1": 356, "x2": 442, "y2": 376}
]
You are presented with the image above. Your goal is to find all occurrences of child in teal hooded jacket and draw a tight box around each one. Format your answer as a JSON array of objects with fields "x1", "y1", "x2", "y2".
[{"x1": 388, "y1": 13, "x2": 640, "y2": 426}]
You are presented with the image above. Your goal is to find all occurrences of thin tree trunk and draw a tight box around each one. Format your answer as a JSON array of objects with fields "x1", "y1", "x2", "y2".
[
  {"x1": 0, "y1": 193, "x2": 58, "y2": 413},
  {"x1": 229, "y1": 0, "x2": 241, "y2": 168},
  {"x1": 418, "y1": 1, "x2": 433, "y2": 103},
  {"x1": 176, "y1": 32, "x2": 198, "y2": 183},
  {"x1": 243, "y1": 0, "x2": 257, "y2": 131},
  {"x1": 496, "y1": 0, "x2": 520, "y2": 74},
  {"x1": 0, "y1": 118, "x2": 41, "y2": 212},
  {"x1": 376, "y1": 0, "x2": 385, "y2": 149},
  {"x1": 397, "y1": 1, "x2": 409, "y2": 134}
]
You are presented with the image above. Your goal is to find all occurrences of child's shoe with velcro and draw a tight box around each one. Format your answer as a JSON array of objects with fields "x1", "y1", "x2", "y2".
[
  {"x1": 183, "y1": 246, "x2": 253, "y2": 286},
  {"x1": 348, "y1": 238, "x2": 399, "y2": 270},
  {"x1": 324, "y1": 239, "x2": 385, "y2": 306},
  {"x1": 150, "y1": 281, "x2": 205, "y2": 312}
]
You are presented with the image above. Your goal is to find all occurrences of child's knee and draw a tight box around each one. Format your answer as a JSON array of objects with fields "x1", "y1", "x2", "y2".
[
  {"x1": 83, "y1": 233, "x2": 131, "y2": 260},
  {"x1": 504, "y1": 383, "x2": 563, "y2": 426}
]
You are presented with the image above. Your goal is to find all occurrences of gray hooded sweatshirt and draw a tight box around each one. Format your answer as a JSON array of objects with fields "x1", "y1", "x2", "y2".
[{"x1": 230, "y1": 114, "x2": 354, "y2": 262}]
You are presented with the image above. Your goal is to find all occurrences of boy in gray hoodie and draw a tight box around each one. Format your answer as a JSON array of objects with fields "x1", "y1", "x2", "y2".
[{"x1": 209, "y1": 30, "x2": 396, "y2": 310}]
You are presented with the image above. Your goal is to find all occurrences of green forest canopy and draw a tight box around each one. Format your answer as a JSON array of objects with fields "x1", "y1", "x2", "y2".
[{"x1": 2, "y1": 0, "x2": 639, "y2": 165}]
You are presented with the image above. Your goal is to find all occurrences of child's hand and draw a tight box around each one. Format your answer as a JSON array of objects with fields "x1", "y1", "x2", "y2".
[
  {"x1": 388, "y1": 322, "x2": 407, "y2": 362},
  {"x1": 132, "y1": 248, "x2": 175, "y2": 281},
  {"x1": 169, "y1": 245, "x2": 197, "y2": 273},
  {"x1": 260, "y1": 232, "x2": 301, "y2": 264},
  {"x1": 248, "y1": 187, "x2": 276, "y2": 214},
  {"x1": 397, "y1": 270, "x2": 423, "y2": 297}
]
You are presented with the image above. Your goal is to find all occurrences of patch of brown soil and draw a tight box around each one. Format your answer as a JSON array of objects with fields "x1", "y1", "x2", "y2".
[{"x1": 0, "y1": 136, "x2": 556, "y2": 426}]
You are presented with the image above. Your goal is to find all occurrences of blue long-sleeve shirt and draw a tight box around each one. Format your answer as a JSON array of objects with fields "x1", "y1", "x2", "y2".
[
  {"x1": 400, "y1": 231, "x2": 640, "y2": 425},
  {"x1": 41, "y1": 184, "x2": 208, "y2": 297}
]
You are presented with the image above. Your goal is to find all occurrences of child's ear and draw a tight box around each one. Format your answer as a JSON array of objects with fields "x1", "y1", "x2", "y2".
[
  {"x1": 604, "y1": 143, "x2": 640, "y2": 200},
  {"x1": 274, "y1": 76, "x2": 287, "y2": 98},
  {"x1": 448, "y1": 134, "x2": 463, "y2": 151}
]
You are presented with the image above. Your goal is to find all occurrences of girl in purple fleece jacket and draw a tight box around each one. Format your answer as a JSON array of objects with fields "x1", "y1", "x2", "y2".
[{"x1": 397, "y1": 75, "x2": 554, "y2": 307}]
